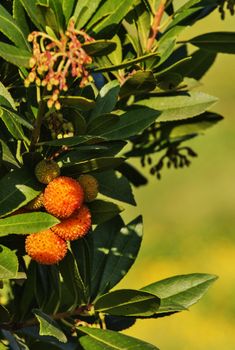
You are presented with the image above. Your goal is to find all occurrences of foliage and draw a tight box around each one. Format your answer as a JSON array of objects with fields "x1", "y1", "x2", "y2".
[{"x1": 0, "y1": 0, "x2": 233, "y2": 348}]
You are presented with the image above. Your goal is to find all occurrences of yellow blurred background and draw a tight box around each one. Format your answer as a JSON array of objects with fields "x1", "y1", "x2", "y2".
[{"x1": 120, "y1": 8, "x2": 235, "y2": 350}]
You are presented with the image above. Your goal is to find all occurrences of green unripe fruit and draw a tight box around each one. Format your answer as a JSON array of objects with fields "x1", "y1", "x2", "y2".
[
  {"x1": 35, "y1": 159, "x2": 60, "y2": 184},
  {"x1": 78, "y1": 174, "x2": 99, "y2": 202}
]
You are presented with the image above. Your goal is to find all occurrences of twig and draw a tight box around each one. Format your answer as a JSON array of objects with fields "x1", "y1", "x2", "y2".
[
  {"x1": 0, "y1": 305, "x2": 91, "y2": 331},
  {"x1": 147, "y1": 0, "x2": 166, "y2": 52}
]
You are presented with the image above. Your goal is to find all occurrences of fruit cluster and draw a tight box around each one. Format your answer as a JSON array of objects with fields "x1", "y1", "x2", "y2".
[{"x1": 25, "y1": 160, "x2": 98, "y2": 265}]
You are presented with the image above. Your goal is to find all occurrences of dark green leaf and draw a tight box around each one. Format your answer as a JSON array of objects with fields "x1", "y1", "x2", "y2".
[
  {"x1": 0, "y1": 4, "x2": 30, "y2": 50},
  {"x1": 82, "y1": 40, "x2": 117, "y2": 56},
  {"x1": 0, "y1": 81, "x2": 16, "y2": 108},
  {"x1": 94, "y1": 170, "x2": 136, "y2": 205},
  {"x1": 166, "y1": 0, "x2": 213, "y2": 31},
  {"x1": 91, "y1": 216, "x2": 143, "y2": 298},
  {"x1": 188, "y1": 32, "x2": 235, "y2": 54},
  {"x1": 13, "y1": 0, "x2": 30, "y2": 37},
  {"x1": 0, "y1": 245, "x2": 18, "y2": 279},
  {"x1": 73, "y1": 0, "x2": 103, "y2": 29},
  {"x1": 117, "y1": 162, "x2": 147, "y2": 187},
  {"x1": 59, "y1": 96, "x2": 95, "y2": 110},
  {"x1": 33, "y1": 309, "x2": 67, "y2": 343},
  {"x1": 0, "y1": 103, "x2": 27, "y2": 141},
  {"x1": 95, "y1": 289, "x2": 160, "y2": 317},
  {"x1": 173, "y1": 49, "x2": 217, "y2": 80},
  {"x1": 89, "y1": 80, "x2": 120, "y2": 122},
  {"x1": 70, "y1": 238, "x2": 92, "y2": 300},
  {"x1": 95, "y1": 52, "x2": 159, "y2": 72},
  {"x1": 92, "y1": 0, "x2": 136, "y2": 38},
  {"x1": 0, "y1": 167, "x2": 42, "y2": 218},
  {"x1": 0, "y1": 305, "x2": 10, "y2": 323},
  {"x1": 62, "y1": 157, "x2": 125, "y2": 176},
  {"x1": 19, "y1": 0, "x2": 46, "y2": 30},
  {"x1": 136, "y1": 92, "x2": 218, "y2": 121},
  {"x1": 0, "y1": 42, "x2": 31, "y2": 68},
  {"x1": 59, "y1": 250, "x2": 88, "y2": 307},
  {"x1": 0, "y1": 105, "x2": 33, "y2": 130},
  {"x1": 78, "y1": 327, "x2": 159, "y2": 350},
  {"x1": 92, "y1": 108, "x2": 160, "y2": 140},
  {"x1": 120, "y1": 70, "x2": 156, "y2": 98},
  {"x1": 88, "y1": 200, "x2": 123, "y2": 225},
  {"x1": 142, "y1": 273, "x2": 218, "y2": 315},
  {"x1": 38, "y1": 135, "x2": 99, "y2": 147},
  {"x1": 0, "y1": 212, "x2": 59, "y2": 237}
]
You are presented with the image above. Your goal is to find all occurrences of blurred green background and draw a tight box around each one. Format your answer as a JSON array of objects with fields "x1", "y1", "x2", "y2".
[{"x1": 119, "y1": 8, "x2": 235, "y2": 350}]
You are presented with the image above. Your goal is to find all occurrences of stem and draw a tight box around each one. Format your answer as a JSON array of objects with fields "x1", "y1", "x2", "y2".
[
  {"x1": 29, "y1": 99, "x2": 47, "y2": 151},
  {"x1": 0, "y1": 306, "x2": 88, "y2": 331},
  {"x1": 146, "y1": 0, "x2": 166, "y2": 52}
]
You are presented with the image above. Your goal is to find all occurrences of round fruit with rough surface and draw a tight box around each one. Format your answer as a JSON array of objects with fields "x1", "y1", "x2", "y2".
[
  {"x1": 44, "y1": 176, "x2": 84, "y2": 218},
  {"x1": 25, "y1": 229, "x2": 67, "y2": 264},
  {"x1": 51, "y1": 205, "x2": 91, "y2": 240},
  {"x1": 35, "y1": 159, "x2": 60, "y2": 184},
  {"x1": 78, "y1": 174, "x2": 99, "y2": 202}
]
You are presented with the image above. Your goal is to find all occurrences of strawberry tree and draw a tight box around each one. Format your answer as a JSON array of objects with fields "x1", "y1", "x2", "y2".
[{"x1": 0, "y1": 1, "x2": 234, "y2": 349}]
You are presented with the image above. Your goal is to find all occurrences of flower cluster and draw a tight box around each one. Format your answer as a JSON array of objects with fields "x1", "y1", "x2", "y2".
[{"x1": 25, "y1": 20, "x2": 94, "y2": 110}]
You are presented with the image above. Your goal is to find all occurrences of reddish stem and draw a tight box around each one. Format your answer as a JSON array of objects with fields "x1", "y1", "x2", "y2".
[{"x1": 147, "y1": 1, "x2": 165, "y2": 52}]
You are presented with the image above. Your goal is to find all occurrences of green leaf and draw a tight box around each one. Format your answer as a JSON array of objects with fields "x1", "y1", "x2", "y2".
[
  {"x1": 173, "y1": 49, "x2": 217, "y2": 80},
  {"x1": 82, "y1": 40, "x2": 117, "y2": 57},
  {"x1": 88, "y1": 200, "x2": 123, "y2": 225},
  {"x1": 166, "y1": 0, "x2": 212, "y2": 31},
  {"x1": 95, "y1": 52, "x2": 159, "y2": 72},
  {"x1": 62, "y1": 157, "x2": 125, "y2": 177},
  {"x1": 0, "y1": 105, "x2": 33, "y2": 130},
  {"x1": 73, "y1": 0, "x2": 103, "y2": 29},
  {"x1": 0, "y1": 104, "x2": 27, "y2": 141},
  {"x1": 13, "y1": 0, "x2": 30, "y2": 37},
  {"x1": 59, "y1": 96, "x2": 95, "y2": 110},
  {"x1": 120, "y1": 70, "x2": 156, "y2": 98},
  {"x1": 161, "y1": 112, "x2": 223, "y2": 139},
  {"x1": 78, "y1": 327, "x2": 159, "y2": 350},
  {"x1": 95, "y1": 289, "x2": 160, "y2": 317},
  {"x1": 62, "y1": 0, "x2": 75, "y2": 25},
  {"x1": 70, "y1": 238, "x2": 92, "y2": 300},
  {"x1": 91, "y1": 108, "x2": 160, "y2": 140},
  {"x1": 0, "y1": 166, "x2": 42, "y2": 218},
  {"x1": 107, "y1": 35, "x2": 122, "y2": 65},
  {"x1": 0, "y1": 245, "x2": 18, "y2": 279},
  {"x1": 91, "y1": 216, "x2": 143, "y2": 298},
  {"x1": 0, "y1": 140, "x2": 19, "y2": 167},
  {"x1": 0, "y1": 4, "x2": 30, "y2": 50},
  {"x1": 33, "y1": 309, "x2": 67, "y2": 343},
  {"x1": 0, "y1": 42, "x2": 30, "y2": 68},
  {"x1": 92, "y1": 0, "x2": 136, "y2": 37},
  {"x1": 0, "y1": 212, "x2": 60, "y2": 237},
  {"x1": 188, "y1": 32, "x2": 235, "y2": 54},
  {"x1": 142, "y1": 273, "x2": 218, "y2": 315},
  {"x1": 38, "y1": 135, "x2": 99, "y2": 147},
  {"x1": 19, "y1": 0, "x2": 46, "y2": 30},
  {"x1": 0, "y1": 81, "x2": 16, "y2": 108},
  {"x1": 59, "y1": 250, "x2": 88, "y2": 307},
  {"x1": 57, "y1": 142, "x2": 126, "y2": 166},
  {"x1": 89, "y1": 80, "x2": 120, "y2": 122},
  {"x1": 136, "y1": 92, "x2": 218, "y2": 121},
  {"x1": 94, "y1": 170, "x2": 136, "y2": 206},
  {"x1": 150, "y1": 26, "x2": 184, "y2": 69}
]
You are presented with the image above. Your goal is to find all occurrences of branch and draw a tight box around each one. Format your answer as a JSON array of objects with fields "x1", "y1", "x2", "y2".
[
  {"x1": 0, "y1": 305, "x2": 92, "y2": 331},
  {"x1": 147, "y1": 0, "x2": 166, "y2": 52}
]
